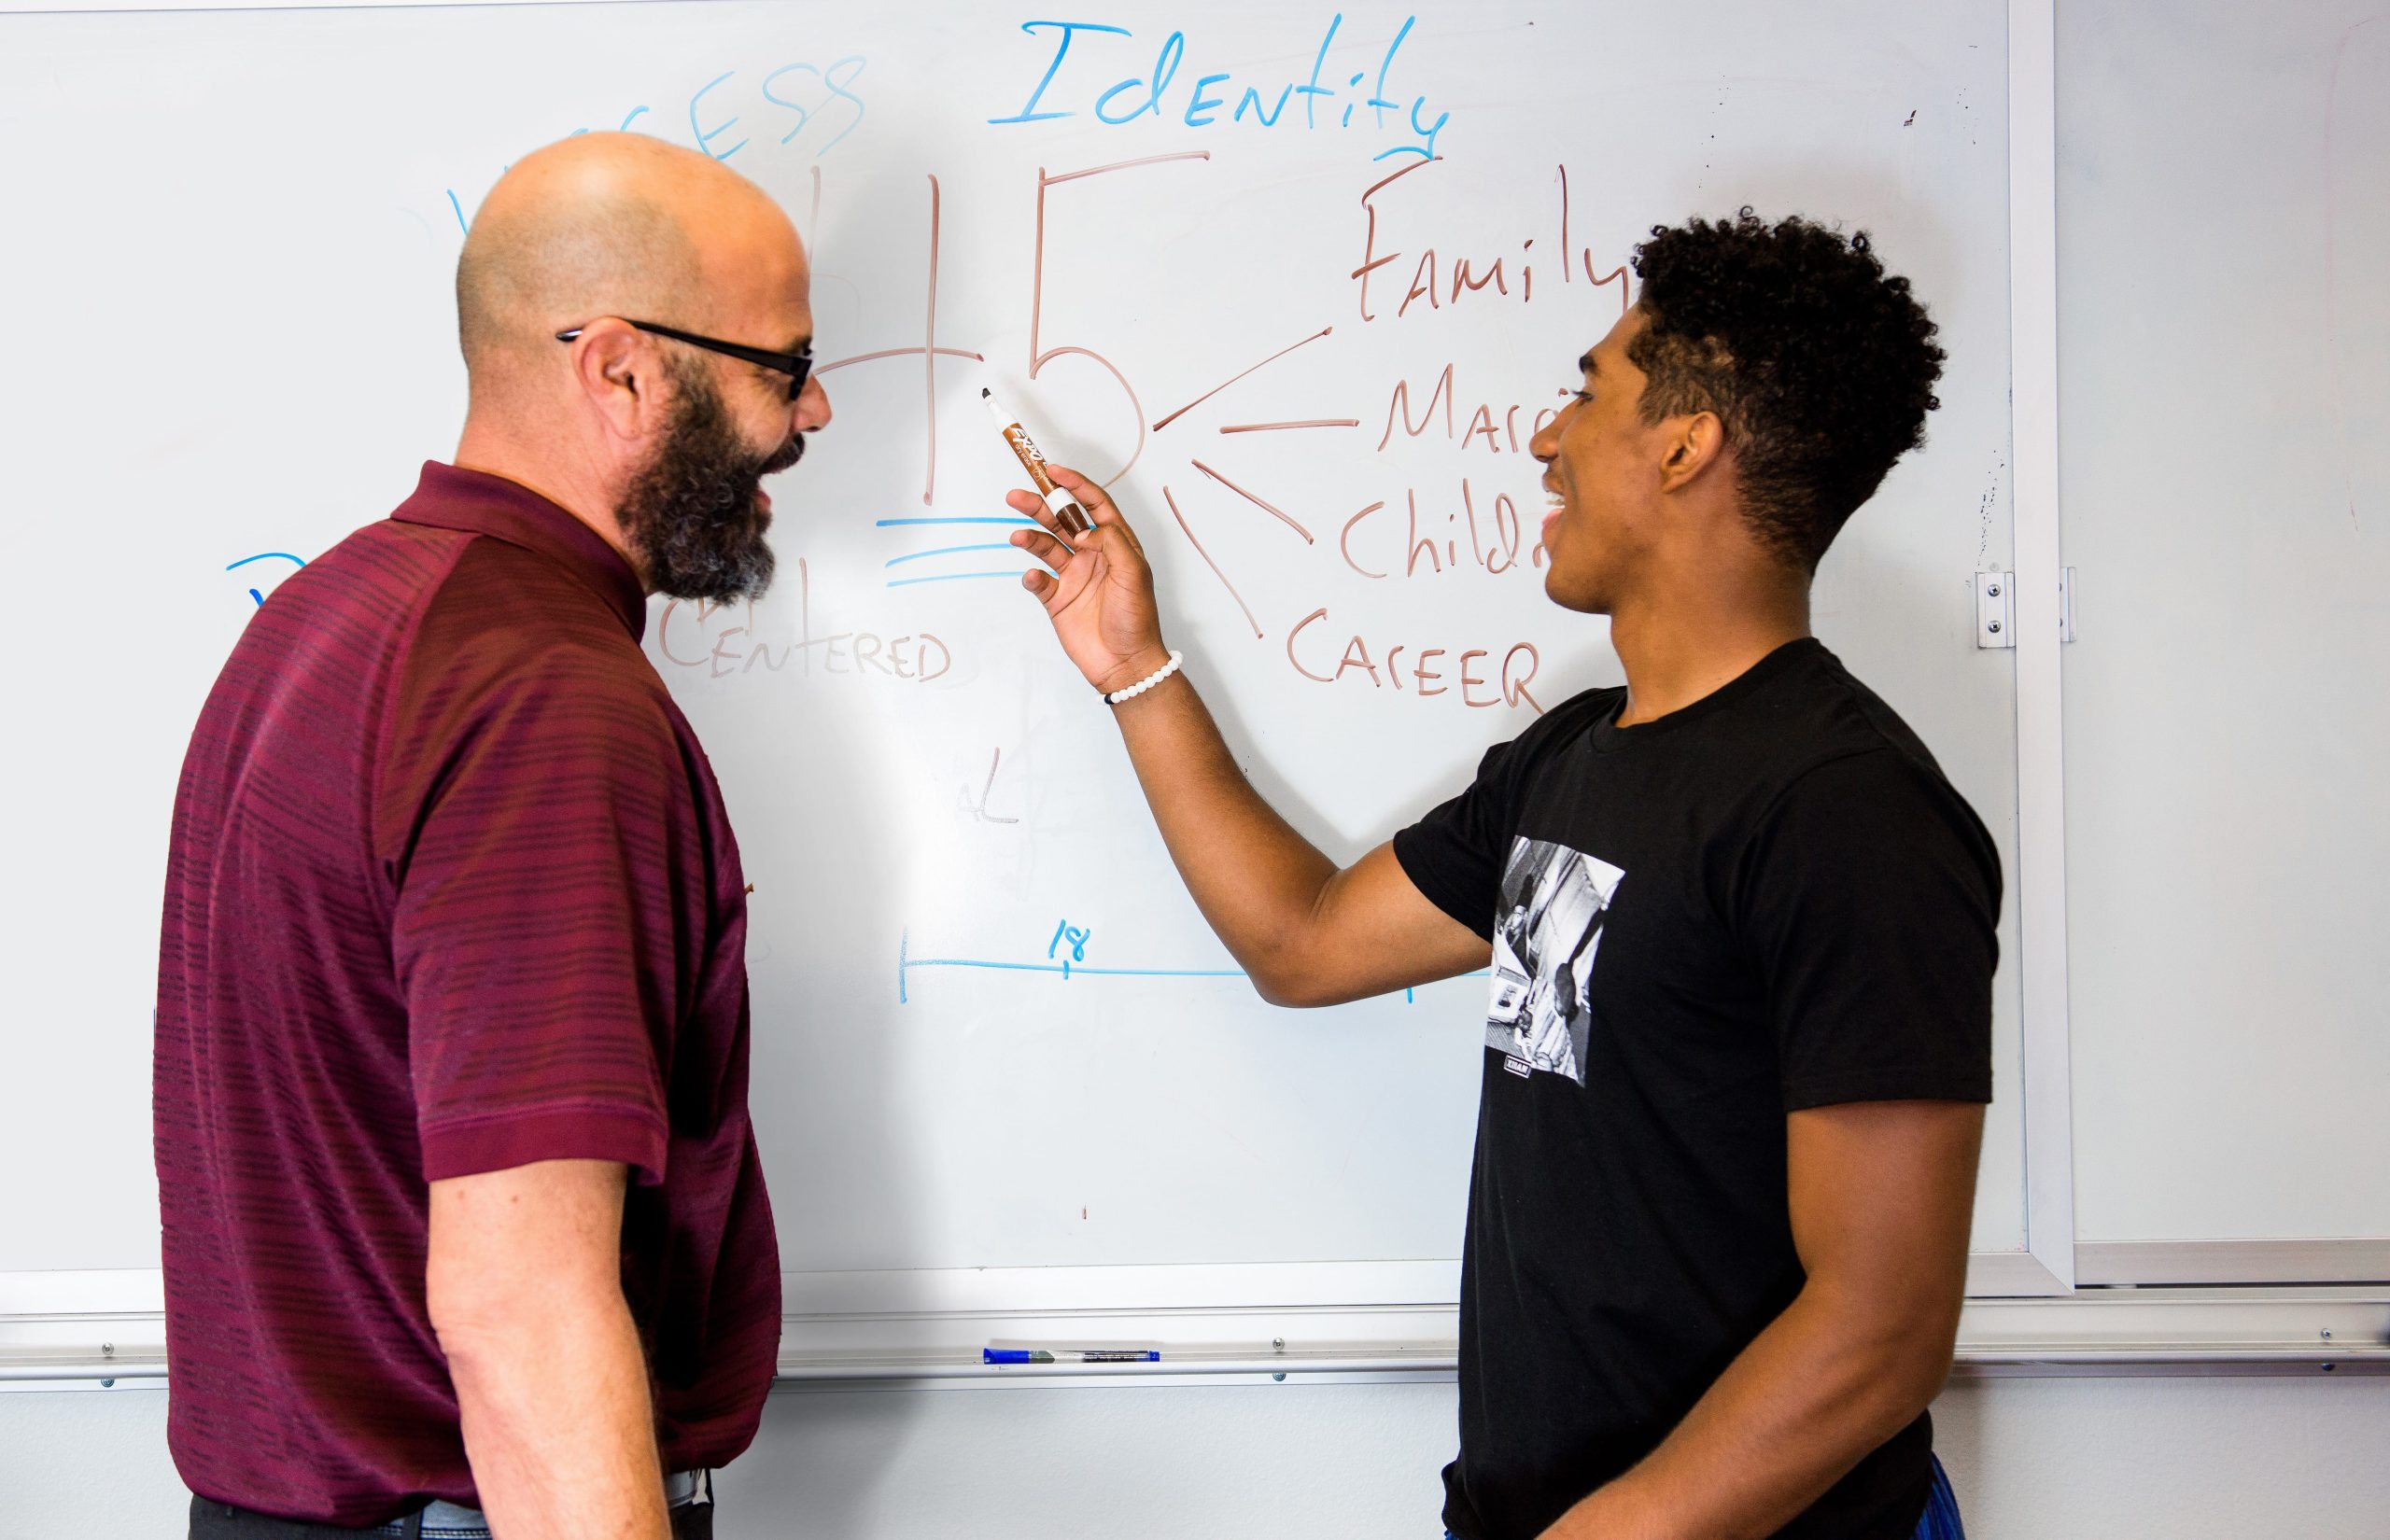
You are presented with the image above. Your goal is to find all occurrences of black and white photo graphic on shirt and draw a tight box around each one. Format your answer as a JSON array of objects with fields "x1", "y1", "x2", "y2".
[{"x1": 1485, "y1": 837, "x2": 1627, "y2": 1085}]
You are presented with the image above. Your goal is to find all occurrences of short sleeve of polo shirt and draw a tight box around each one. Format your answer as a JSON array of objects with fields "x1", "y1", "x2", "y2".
[
  {"x1": 386, "y1": 574, "x2": 697, "y2": 1187},
  {"x1": 1741, "y1": 747, "x2": 2002, "y2": 1111}
]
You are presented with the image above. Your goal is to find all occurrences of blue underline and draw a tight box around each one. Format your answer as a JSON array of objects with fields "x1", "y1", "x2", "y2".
[
  {"x1": 885, "y1": 543, "x2": 1022, "y2": 567},
  {"x1": 886, "y1": 570, "x2": 1033, "y2": 588},
  {"x1": 875, "y1": 516, "x2": 1040, "y2": 527}
]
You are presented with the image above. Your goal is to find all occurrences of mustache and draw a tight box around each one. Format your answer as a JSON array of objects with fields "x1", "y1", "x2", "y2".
[{"x1": 761, "y1": 433, "x2": 806, "y2": 478}]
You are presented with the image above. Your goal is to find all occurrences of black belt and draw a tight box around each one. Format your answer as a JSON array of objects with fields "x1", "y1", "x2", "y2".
[{"x1": 190, "y1": 1477, "x2": 713, "y2": 1540}]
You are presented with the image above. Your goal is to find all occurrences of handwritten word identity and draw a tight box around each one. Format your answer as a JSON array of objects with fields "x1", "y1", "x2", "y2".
[{"x1": 990, "y1": 16, "x2": 1448, "y2": 161}]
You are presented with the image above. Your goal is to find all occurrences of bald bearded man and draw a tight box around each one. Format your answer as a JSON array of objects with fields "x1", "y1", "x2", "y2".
[{"x1": 155, "y1": 134, "x2": 829, "y2": 1540}]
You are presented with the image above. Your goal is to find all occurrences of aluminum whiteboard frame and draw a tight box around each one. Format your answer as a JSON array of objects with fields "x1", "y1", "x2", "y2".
[
  {"x1": 2002, "y1": 0, "x2": 2078, "y2": 1297},
  {"x1": 7, "y1": 1271, "x2": 2386, "y2": 1388}
]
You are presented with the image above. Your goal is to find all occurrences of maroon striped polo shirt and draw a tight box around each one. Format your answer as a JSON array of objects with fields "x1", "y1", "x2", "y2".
[{"x1": 154, "y1": 462, "x2": 780, "y2": 1526}]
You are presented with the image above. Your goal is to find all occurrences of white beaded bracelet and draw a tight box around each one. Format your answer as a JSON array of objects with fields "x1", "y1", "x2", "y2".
[{"x1": 1104, "y1": 650, "x2": 1184, "y2": 705}]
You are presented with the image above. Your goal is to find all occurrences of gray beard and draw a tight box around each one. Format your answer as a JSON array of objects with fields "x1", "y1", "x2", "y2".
[{"x1": 616, "y1": 369, "x2": 800, "y2": 602}]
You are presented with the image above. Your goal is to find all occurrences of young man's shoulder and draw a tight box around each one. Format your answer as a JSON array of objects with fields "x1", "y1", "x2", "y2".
[
  {"x1": 1498, "y1": 682, "x2": 1624, "y2": 761},
  {"x1": 1792, "y1": 644, "x2": 1947, "y2": 763},
  {"x1": 1690, "y1": 640, "x2": 1952, "y2": 788},
  {"x1": 1749, "y1": 646, "x2": 2002, "y2": 890}
]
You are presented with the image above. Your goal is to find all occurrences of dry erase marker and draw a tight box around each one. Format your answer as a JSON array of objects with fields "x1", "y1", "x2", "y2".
[
  {"x1": 983, "y1": 1349, "x2": 1159, "y2": 1365},
  {"x1": 982, "y1": 387, "x2": 1094, "y2": 538}
]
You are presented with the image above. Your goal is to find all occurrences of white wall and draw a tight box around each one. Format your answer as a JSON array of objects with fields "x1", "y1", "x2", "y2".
[{"x1": 7, "y1": 1377, "x2": 2388, "y2": 1540}]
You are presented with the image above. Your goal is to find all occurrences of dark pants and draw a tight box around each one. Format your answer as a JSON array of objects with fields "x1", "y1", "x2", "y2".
[
  {"x1": 190, "y1": 1496, "x2": 714, "y2": 1539},
  {"x1": 1440, "y1": 1455, "x2": 1965, "y2": 1540}
]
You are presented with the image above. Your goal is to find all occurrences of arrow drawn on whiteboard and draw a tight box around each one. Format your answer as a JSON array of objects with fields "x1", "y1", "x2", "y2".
[
  {"x1": 1188, "y1": 458, "x2": 1314, "y2": 544},
  {"x1": 1151, "y1": 325, "x2": 1334, "y2": 432},
  {"x1": 1162, "y1": 486, "x2": 1263, "y2": 639}
]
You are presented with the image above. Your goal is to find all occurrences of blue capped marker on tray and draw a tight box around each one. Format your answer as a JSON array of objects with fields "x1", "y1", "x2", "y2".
[{"x1": 983, "y1": 1348, "x2": 1160, "y2": 1365}]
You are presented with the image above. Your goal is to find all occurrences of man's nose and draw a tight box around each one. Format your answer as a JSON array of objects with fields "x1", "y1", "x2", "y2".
[{"x1": 794, "y1": 377, "x2": 833, "y2": 433}]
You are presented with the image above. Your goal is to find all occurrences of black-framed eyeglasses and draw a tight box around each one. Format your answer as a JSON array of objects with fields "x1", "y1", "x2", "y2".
[{"x1": 555, "y1": 318, "x2": 814, "y2": 400}]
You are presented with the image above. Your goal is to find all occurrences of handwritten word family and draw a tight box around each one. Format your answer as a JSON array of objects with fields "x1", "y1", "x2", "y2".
[
  {"x1": 1356, "y1": 161, "x2": 1630, "y2": 326},
  {"x1": 990, "y1": 15, "x2": 1448, "y2": 161}
]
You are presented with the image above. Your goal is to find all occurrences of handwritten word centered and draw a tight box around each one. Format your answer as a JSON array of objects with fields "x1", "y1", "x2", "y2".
[
  {"x1": 990, "y1": 16, "x2": 1448, "y2": 162},
  {"x1": 651, "y1": 561, "x2": 953, "y2": 684}
]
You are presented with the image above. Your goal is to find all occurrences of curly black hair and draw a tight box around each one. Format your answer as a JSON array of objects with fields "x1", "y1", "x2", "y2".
[{"x1": 1628, "y1": 209, "x2": 1945, "y2": 571}]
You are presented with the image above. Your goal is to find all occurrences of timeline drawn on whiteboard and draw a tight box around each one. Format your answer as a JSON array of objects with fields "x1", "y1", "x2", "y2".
[
  {"x1": 898, "y1": 927, "x2": 1489, "y2": 1005},
  {"x1": 898, "y1": 927, "x2": 1245, "y2": 1003}
]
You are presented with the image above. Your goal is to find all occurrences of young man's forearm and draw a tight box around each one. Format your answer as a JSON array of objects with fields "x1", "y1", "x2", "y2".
[
  {"x1": 1106, "y1": 671, "x2": 1341, "y2": 998},
  {"x1": 1549, "y1": 1100, "x2": 1980, "y2": 1540},
  {"x1": 443, "y1": 1290, "x2": 671, "y2": 1540},
  {"x1": 1543, "y1": 1280, "x2": 1956, "y2": 1540}
]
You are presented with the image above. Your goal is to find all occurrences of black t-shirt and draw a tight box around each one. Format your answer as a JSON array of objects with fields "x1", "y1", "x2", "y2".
[{"x1": 1393, "y1": 638, "x2": 1999, "y2": 1540}]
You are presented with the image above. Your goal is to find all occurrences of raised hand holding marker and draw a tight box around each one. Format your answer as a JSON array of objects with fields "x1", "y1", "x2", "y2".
[{"x1": 983, "y1": 386, "x2": 1094, "y2": 538}]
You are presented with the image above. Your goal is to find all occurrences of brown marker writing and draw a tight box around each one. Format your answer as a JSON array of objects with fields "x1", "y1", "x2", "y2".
[{"x1": 982, "y1": 387, "x2": 1094, "y2": 538}]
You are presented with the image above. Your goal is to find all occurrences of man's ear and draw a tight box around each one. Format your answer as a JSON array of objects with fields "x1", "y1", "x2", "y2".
[
  {"x1": 563, "y1": 319, "x2": 659, "y2": 444},
  {"x1": 1658, "y1": 411, "x2": 1728, "y2": 494}
]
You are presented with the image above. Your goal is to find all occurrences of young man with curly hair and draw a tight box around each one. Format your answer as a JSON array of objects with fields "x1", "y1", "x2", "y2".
[{"x1": 1006, "y1": 210, "x2": 1992, "y2": 1540}]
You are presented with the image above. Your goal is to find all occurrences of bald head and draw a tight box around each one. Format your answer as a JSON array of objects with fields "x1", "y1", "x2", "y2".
[
  {"x1": 449, "y1": 133, "x2": 827, "y2": 601},
  {"x1": 456, "y1": 133, "x2": 803, "y2": 393}
]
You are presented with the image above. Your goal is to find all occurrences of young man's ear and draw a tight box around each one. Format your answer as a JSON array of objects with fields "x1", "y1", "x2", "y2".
[{"x1": 1659, "y1": 412, "x2": 1729, "y2": 492}]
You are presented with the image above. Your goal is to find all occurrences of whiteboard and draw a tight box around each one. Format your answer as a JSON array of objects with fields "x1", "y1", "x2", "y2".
[
  {"x1": 2058, "y1": 0, "x2": 2390, "y2": 1252},
  {"x1": 0, "y1": 0, "x2": 2035, "y2": 1301}
]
